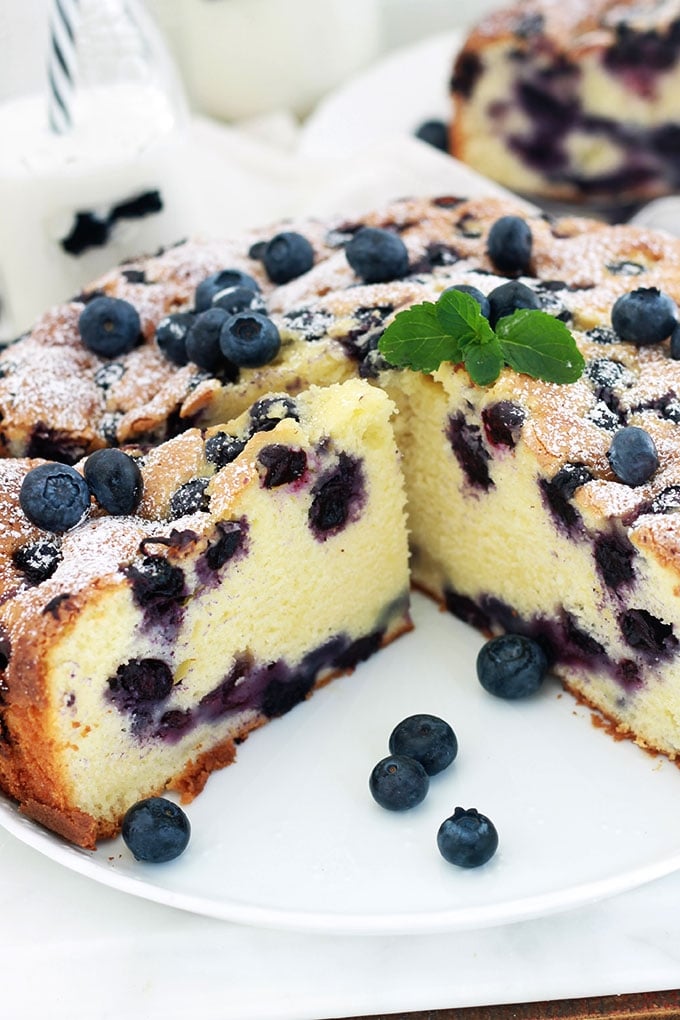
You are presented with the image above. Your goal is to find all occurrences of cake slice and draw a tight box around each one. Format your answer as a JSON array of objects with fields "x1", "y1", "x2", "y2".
[
  {"x1": 450, "y1": 0, "x2": 680, "y2": 206},
  {"x1": 0, "y1": 379, "x2": 411, "y2": 847}
]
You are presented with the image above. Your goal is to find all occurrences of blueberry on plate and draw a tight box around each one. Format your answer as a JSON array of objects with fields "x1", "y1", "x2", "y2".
[
  {"x1": 79, "y1": 296, "x2": 141, "y2": 357},
  {"x1": 414, "y1": 118, "x2": 449, "y2": 152},
  {"x1": 388, "y1": 714, "x2": 457, "y2": 776},
  {"x1": 486, "y1": 280, "x2": 540, "y2": 327},
  {"x1": 486, "y1": 215, "x2": 533, "y2": 275},
  {"x1": 345, "y1": 227, "x2": 410, "y2": 284},
  {"x1": 121, "y1": 797, "x2": 191, "y2": 863},
  {"x1": 219, "y1": 311, "x2": 281, "y2": 368},
  {"x1": 437, "y1": 807, "x2": 498, "y2": 868},
  {"x1": 611, "y1": 287, "x2": 677, "y2": 346},
  {"x1": 194, "y1": 269, "x2": 260, "y2": 312},
  {"x1": 443, "y1": 284, "x2": 491, "y2": 320},
  {"x1": 185, "y1": 308, "x2": 230, "y2": 371},
  {"x1": 20, "y1": 463, "x2": 90, "y2": 532},
  {"x1": 369, "y1": 754, "x2": 429, "y2": 810},
  {"x1": 84, "y1": 448, "x2": 143, "y2": 516},
  {"x1": 262, "y1": 231, "x2": 314, "y2": 284},
  {"x1": 476, "y1": 633, "x2": 547, "y2": 699},
  {"x1": 155, "y1": 312, "x2": 195, "y2": 366},
  {"x1": 607, "y1": 425, "x2": 659, "y2": 486}
]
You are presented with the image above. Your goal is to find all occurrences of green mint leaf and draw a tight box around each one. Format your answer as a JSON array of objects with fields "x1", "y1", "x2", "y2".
[
  {"x1": 435, "y1": 289, "x2": 493, "y2": 346},
  {"x1": 495, "y1": 309, "x2": 585, "y2": 384},
  {"x1": 464, "y1": 336, "x2": 504, "y2": 386},
  {"x1": 378, "y1": 301, "x2": 464, "y2": 373}
]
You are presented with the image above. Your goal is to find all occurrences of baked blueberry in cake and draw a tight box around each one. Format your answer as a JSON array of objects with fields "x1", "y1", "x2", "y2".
[
  {"x1": 450, "y1": 0, "x2": 680, "y2": 206},
  {"x1": 0, "y1": 379, "x2": 410, "y2": 847}
]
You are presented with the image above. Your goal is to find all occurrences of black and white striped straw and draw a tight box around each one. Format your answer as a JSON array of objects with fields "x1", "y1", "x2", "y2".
[{"x1": 47, "y1": 0, "x2": 80, "y2": 134}]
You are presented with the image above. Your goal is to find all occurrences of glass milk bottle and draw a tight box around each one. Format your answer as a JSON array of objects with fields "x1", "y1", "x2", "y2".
[
  {"x1": 0, "y1": 0, "x2": 192, "y2": 339},
  {"x1": 144, "y1": 0, "x2": 381, "y2": 121}
]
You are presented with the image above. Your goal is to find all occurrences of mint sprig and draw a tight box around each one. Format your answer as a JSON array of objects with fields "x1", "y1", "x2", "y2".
[{"x1": 378, "y1": 290, "x2": 584, "y2": 386}]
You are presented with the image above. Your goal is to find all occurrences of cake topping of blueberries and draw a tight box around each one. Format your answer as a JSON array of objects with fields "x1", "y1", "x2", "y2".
[
  {"x1": 345, "y1": 227, "x2": 410, "y2": 284},
  {"x1": 444, "y1": 283, "x2": 491, "y2": 319},
  {"x1": 12, "y1": 539, "x2": 62, "y2": 584},
  {"x1": 78, "y1": 296, "x2": 142, "y2": 358},
  {"x1": 93, "y1": 361, "x2": 126, "y2": 389},
  {"x1": 257, "y1": 445, "x2": 307, "y2": 488},
  {"x1": 20, "y1": 464, "x2": 90, "y2": 532},
  {"x1": 219, "y1": 311, "x2": 281, "y2": 368},
  {"x1": 155, "y1": 313, "x2": 194, "y2": 366},
  {"x1": 194, "y1": 269, "x2": 260, "y2": 312},
  {"x1": 84, "y1": 449, "x2": 143, "y2": 516},
  {"x1": 185, "y1": 308, "x2": 232, "y2": 372},
  {"x1": 212, "y1": 285, "x2": 267, "y2": 316},
  {"x1": 670, "y1": 322, "x2": 680, "y2": 359},
  {"x1": 487, "y1": 280, "x2": 541, "y2": 327},
  {"x1": 122, "y1": 797, "x2": 191, "y2": 863},
  {"x1": 205, "y1": 431, "x2": 246, "y2": 467},
  {"x1": 611, "y1": 287, "x2": 678, "y2": 346},
  {"x1": 607, "y1": 426, "x2": 659, "y2": 486},
  {"x1": 261, "y1": 231, "x2": 314, "y2": 284},
  {"x1": 486, "y1": 215, "x2": 533, "y2": 275},
  {"x1": 169, "y1": 477, "x2": 210, "y2": 519}
]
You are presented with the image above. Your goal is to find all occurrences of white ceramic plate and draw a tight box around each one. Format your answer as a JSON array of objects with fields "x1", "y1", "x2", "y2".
[
  {"x1": 299, "y1": 32, "x2": 460, "y2": 159},
  {"x1": 2, "y1": 592, "x2": 680, "y2": 935}
]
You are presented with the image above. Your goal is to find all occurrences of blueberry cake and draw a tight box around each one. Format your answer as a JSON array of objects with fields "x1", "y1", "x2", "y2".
[
  {"x1": 0, "y1": 380, "x2": 411, "y2": 847},
  {"x1": 6, "y1": 193, "x2": 680, "y2": 845},
  {"x1": 450, "y1": 0, "x2": 680, "y2": 205}
]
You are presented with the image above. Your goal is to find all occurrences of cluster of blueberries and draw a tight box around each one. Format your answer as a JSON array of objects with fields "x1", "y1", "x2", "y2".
[
  {"x1": 475, "y1": 214, "x2": 680, "y2": 491},
  {"x1": 19, "y1": 448, "x2": 143, "y2": 535},
  {"x1": 369, "y1": 634, "x2": 547, "y2": 868},
  {"x1": 77, "y1": 224, "x2": 414, "y2": 377}
]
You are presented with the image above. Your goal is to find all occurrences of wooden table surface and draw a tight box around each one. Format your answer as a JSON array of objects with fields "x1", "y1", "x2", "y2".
[{"x1": 346, "y1": 990, "x2": 680, "y2": 1019}]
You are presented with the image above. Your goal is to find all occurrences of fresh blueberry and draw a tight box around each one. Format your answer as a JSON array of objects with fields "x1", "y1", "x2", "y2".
[
  {"x1": 205, "y1": 431, "x2": 246, "y2": 467},
  {"x1": 219, "y1": 311, "x2": 281, "y2": 368},
  {"x1": 345, "y1": 227, "x2": 410, "y2": 284},
  {"x1": 262, "y1": 231, "x2": 314, "y2": 284},
  {"x1": 212, "y1": 285, "x2": 266, "y2": 316},
  {"x1": 437, "y1": 807, "x2": 498, "y2": 868},
  {"x1": 121, "y1": 797, "x2": 191, "y2": 863},
  {"x1": 194, "y1": 269, "x2": 260, "y2": 312},
  {"x1": 443, "y1": 284, "x2": 491, "y2": 320},
  {"x1": 169, "y1": 477, "x2": 210, "y2": 518},
  {"x1": 388, "y1": 714, "x2": 457, "y2": 776},
  {"x1": 487, "y1": 280, "x2": 541, "y2": 327},
  {"x1": 611, "y1": 287, "x2": 678, "y2": 345},
  {"x1": 78, "y1": 296, "x2": 141, "y2": 357},
  {"x1": 155, "y1": 313, "x2": 194, "y2": 366},
  {"x1": 84, "y1": 449, "x2": 143, "y2": 516},
  {"x1": 20, "y1": 464, "x2": 90, "y2": 532},
  {"x1": 185, "y1": 308, "x2": 230, "y2": 371},
  {"x1": 607, "y1": 426, "x2": 659, "y2": 486},
  {"x1": 369, "y1": 754, "x2": 429, "y2": 811},
  {"x1": 12, "y1": 539, "x2": 62, "y2": 583},
  {"x1": 671, "y1": 322, "x2": 680, "y2": 359},
  {"x1": 486, "y1": 216, "x2": 533, "y2": 275},
  {"x1": 414, "y1": 118, "x2": 449, "y2": 152},
  {"x1": 476, "y1": 634, "x2": 548, "y2": 699}
]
